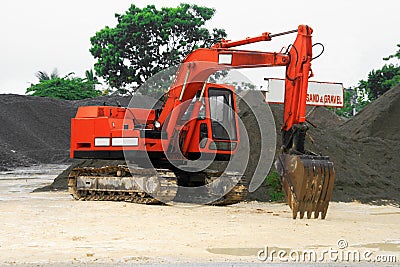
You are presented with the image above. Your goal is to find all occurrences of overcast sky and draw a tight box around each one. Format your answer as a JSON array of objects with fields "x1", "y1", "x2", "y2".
[{"x1": 1, "y1": 0, "x2": 399, "y2": 94}]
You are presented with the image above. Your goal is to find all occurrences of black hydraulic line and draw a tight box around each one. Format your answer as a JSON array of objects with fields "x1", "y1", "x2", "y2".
[
  {"x1": 312, "y1": 43, "x2": 325, "y2": 60},
  {"x1": 285, "y1": 44, "x2": 299, "y2": 82}
]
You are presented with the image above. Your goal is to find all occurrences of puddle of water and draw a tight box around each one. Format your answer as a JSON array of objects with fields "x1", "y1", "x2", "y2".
[
  {"x1": 0, "y1": 164, "x2": 69, "y2": 176},
  {"x1": 0, "y1": 164, "x2": 69, "y2": 200},
  {"x1": 207, "y1": 247, "x2": 291, "y2": 256}
]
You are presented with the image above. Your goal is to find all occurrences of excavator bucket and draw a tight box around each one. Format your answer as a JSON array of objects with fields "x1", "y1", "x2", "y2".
[{"x1": 276, "y1": 154, "x2": 335, "y2": 219}]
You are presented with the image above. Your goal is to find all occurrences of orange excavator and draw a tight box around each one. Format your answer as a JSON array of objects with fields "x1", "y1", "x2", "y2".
[{"x1": 68, "y1": 25, "x2": 335, "y2": 219}]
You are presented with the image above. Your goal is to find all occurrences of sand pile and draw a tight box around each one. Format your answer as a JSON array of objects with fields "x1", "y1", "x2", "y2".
[
  {"x1": 330, "y1": 85, "x2": 400, "y2": 203},
  {"x1": 240, "y1": 94, "x2": 347, "y2": 201},
  {"x1": 0, "y1": 94, "x2": 152, "y2": 171},
  {"x1": 0, "y1": 95, "x2": 74, "y2": 170},
  {"x1": 339, "y1": 85, "x2": 400, "y2": 141},
  {"x1": 1, "y1": 85, "x2": 399, "y2": 204},
  {"x1": 241, "y1": 87, "x2": 400, "y2": 204}
]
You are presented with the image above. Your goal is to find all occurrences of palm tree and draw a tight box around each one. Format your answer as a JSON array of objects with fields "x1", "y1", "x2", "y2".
[
  {"x1": 84, "y1": 69, "x2": 99, "y2": 90},
  {"x1": 35, "y1": 68, "x2": 59, "y2": 81},
  {"x1": 85, "y1": 69, "x2": 98, "y2": 83}
]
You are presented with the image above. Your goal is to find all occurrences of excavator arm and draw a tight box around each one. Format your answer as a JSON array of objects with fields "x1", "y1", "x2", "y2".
[
  {"x1": 157, "y1": 25, "x2": 313, "y2": 155},
  {"x1": 156, "y1": 25, "x2": 335, "y2": 219},
  {"x1": 156, "y1": 49, "x2": 289, "y2": 126}
]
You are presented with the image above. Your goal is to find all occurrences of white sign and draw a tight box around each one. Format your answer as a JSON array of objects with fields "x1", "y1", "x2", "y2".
[{"x1": 263, "y1": 78, "x2": 344, "y2": 108}]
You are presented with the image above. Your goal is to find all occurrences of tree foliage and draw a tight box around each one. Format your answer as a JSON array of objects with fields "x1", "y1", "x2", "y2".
[
  {"x1": 359, "y1": 64, "x2": 400, "y2": 100},
  {"x1": 35, "y1": 69, "x2": 60, "y2": 82},
  {"x1": 90, "y1": 3, "x2": 226, "y2": 93},
  {"x1": 383, "y1": 44, "x2": 400, "y2": 61},
  {"x1": 84, "y1": 69, "x2": 98, "y2": 84},
  {"x1": 335, "y1": 87, "x2": 370, "y2": 118},
  {"x1": 358, "y1": 44, "x2": 400, "y2": 101},
  {"x1": 26, "y1": 71, "x2": 101, "y2": 100},
  {"x1": 336, "y1": 44, "x2": 400, "y2": 117}
]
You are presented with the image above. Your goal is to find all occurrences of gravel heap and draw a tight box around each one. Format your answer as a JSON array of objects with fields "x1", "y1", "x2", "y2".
[
  {"x1": 0, "y1": 95, "x2": 73, "y2": 170},
  {"x1": 0, "y1": 94, "x2": 151, "y2": 171},
  {"x1": 1, "y1": 85, "x2": 399, "y2": 204}
]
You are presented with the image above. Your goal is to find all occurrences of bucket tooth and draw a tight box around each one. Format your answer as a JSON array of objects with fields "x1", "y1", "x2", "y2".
[
  {"x1": 292, "y1": 198, "x2": 298, "y2": 219},
  {"x1": 315, "y1": 161, "x2": 327, "y2": 218},
  {"x1": 315, "y1": 162, "x2": 326, "y2": 218},
  {"x1": 321, "y1": 162, "x2": 335, "y2": 219},
  {"x1": 299, "y1": 210, "x2": 305, "y2": 219},
  {"x1": 305, "y1": 160, "x2": 315, "y2": 218}
]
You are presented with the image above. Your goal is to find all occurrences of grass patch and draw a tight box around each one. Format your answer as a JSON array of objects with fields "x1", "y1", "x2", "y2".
[{"x1": 265, "y1": 171, "x2": 285, "y2": 201}]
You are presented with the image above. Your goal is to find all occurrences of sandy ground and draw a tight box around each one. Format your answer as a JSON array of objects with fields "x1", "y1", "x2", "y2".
[{"x1": 0, "y1": 165, "x2": 399, "y2": 266}]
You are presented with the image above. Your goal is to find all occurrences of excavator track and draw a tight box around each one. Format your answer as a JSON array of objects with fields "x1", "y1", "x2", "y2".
[
  {"x1": 68, "y1": 165, "x2": 178, "y2": 204},
  {"x1": 68, "y1": 166, "x2": 247, "y2": 206},
  {"x1": 205, "y1": 172, "x2": 248, "y2": 205},
  {"x1": 276, "y1": 154, "x2": 335, "y2": 219}
]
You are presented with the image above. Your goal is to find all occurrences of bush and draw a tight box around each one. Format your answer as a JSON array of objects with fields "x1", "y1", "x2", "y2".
[
  {"x1": 265, "y1": 171, "x2": 285, "y2": 201},
  {"x1": 26, "y1": 77, "x2": 101, "y2": 100}
]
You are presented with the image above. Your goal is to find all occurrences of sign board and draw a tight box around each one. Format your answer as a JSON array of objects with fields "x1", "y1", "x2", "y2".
[{"x1": 263, "y1": 78, "x2": 344, "y2": 108}]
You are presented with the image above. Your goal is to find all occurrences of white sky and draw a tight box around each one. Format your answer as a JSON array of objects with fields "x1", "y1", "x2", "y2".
[{"x1": 1, "y1": 0, "x2": 399, "y2": 94}]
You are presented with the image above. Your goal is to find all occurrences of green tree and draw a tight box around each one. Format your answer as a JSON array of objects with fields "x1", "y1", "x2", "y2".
[
  {"x1": 90, "y1": 3, "x2": 226, "y2": 94},
  {"x1": 26, "y1": 72, "x2": 101, "y2": 100},
  {"x1": 359, "y1": 64, "x2": 400, "y2": 100},
  {"x1": 336, "y1": 44, "x2": 400, "y2": 117},
  {"x1": 335, "y1": 87, "x2": 370, "y2": 117},
  {"x1": 84, "y1": 69, "x2": 98, "y2": 83},
  {"x1": 356, "y1": 44, "x2": 400, "y2": 101},
  {"x1": 35, "y1": 69, "x2": 59, "y2": 82},
  {"x1": 383, "y1": 44, "x2": 400, "y2": 61}
]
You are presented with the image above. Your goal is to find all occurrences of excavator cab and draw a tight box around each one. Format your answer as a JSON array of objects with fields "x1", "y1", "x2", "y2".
[
  {"x1": 209, "y1": 88, "x2": 238, "y2": 140},
  {"x1": 177, "y1": 83, "x2": 239, "y2": 161}
]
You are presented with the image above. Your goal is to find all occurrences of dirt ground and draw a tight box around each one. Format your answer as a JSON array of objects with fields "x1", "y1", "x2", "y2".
[
  {"x1": 0, "y1": 166, "x2": 399, "y2": 266},
  {"x1": 1, "y1": 86, "x2": 399, "y2": 265}
]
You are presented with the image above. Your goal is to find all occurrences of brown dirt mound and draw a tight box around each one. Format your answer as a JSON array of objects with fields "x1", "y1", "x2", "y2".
[
  {"x1": 242, "y1": 93, "x2": 347, "y2": 202},
  {"x1": 339, "y1": 85, "x2": 400, "y2": 141},
  {"x1": 302, "y1": 85, "x2": 400, "y2": 204},
  {"x1": 0, "y1": 142, "x2": 38, "y2": 171},
  {"x1": 2, "y1": 85, "x2": 399, "y2": 205},
  {"x1": 330, "y1": 84, "x2": 400, "y2": 203},
  {"x1": 242, "y1": 86, "x2": 400, "y2": 204},
  {"x1": 0, "y1": 94, "x2": 74, "y2": 169},
  {"x1": 0, "y1": 94, "x2": 157, "y2": 170}
]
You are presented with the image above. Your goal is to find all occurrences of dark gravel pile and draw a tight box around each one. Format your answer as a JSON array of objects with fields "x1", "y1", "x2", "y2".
[
  {"x1": 1, "y1": 85, "x2": 399, "y2": 204},
  {"x1": 330, "y1": 85, "x2": 400, "y2": 203},
  {"x1": 0, "y1": 95, "x2": 74, "y2": 170},
  {"x1": 239, "y1": 87, "x2": 400, "y2": 204},
  {"x1": 0, "y1": 142, "x2": 38, "y2": 171},
  {"x1": 0, "y1": 94, "x2": 154, "y2": 171}
]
